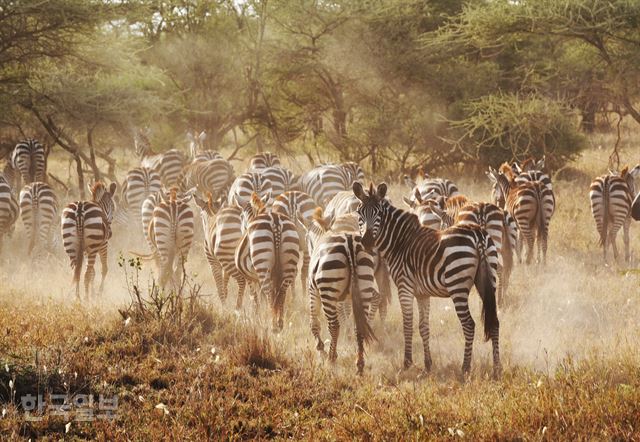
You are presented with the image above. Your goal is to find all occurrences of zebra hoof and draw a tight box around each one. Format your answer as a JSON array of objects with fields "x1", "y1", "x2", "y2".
[{"x1": 492, "y1": 365, "x2": 503, "y2": 380}]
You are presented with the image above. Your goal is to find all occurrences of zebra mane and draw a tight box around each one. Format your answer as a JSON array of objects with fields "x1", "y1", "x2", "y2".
[
  {"x1": 90, "y1": 182, "x2": 107, "y2": 201},
  {"x1": 520, "y1": 157, "x2": 535, "y2": 171},
  {"x1": 499, "y1": 162, "x2": 515, "y2": 181}
]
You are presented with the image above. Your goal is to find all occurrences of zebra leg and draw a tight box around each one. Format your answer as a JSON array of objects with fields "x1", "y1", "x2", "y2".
[
  {"x1": 327, "y1": 316, "x2": 340, "y2": 363},
  {"x1": 416, "y1": 296, "x2": 432, "y2": 372},
  {"x1": 374, "y1": 261, "x2": 391, "y2": 323},
  {"x1": 623, "y1": 218, "x2": 631, "y2": 263},
  {"x1": 398, "y1": 286, "x2": 415, "y2": 369},
  {"x1": 235, "y1": 275, "x2": 246, "y2": 311},
  {"x1": 309, "y1": 286, "x2": 324, "y2": 351},
  {"x1": 355, "y1": 326, "x2": 365, "y2": 375},
  {"x1": 210, "y1": 258, "x2": 226, "y2": 303},
  {"x1": 524, "y1": 229, "x2": 535, "y2": 265},
  {"x1": 452, "y1": 293, "x2": 475, "y2": 376},
  {"x1": 300, "y1": 252, "x2": 310, "y2": 298},
  {"x1": 98, "y1": 247, "x2": 108, "y2": 296},
  {"x1": 609, "y1": 228, "x2": 619, "y2": 262},
  {"x1": 84, "y1": 252, "x2": 98, "y2": 300}
]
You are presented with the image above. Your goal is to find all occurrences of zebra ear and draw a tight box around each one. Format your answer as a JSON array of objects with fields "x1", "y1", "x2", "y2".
[
  {"x1": 108, "y1": 182, "x2": 117, "y2": 196},
  {"x1": 186, "y1": 131, "x2": 195, "y2": 142},
  {"x1": 199, "y1": 131, "x2": 207, "y2": 142},
  {"x1": 402, "y1": 196, "x2": 414, "y2": 208},
  {"x1": 628, "y1": 164, "x2": 640, "y2": 178},
  {"x1": 536, "y1": 156, "x2": 545, "y2": 170},
  {"x1": 353, "y1": 181, "x2": 365, "y2": 201},
  {"x1": 414, "y1": 188, "x2": 423, "y2": 204},
  {"x1": 486, "y1": 168, "x2": 497, "y2": 184},
  {"x1": 376, "y1": 183, "x2": 387, "y2": 199}
]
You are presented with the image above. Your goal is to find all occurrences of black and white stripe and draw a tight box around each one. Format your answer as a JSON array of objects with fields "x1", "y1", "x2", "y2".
[
  {"x1": 430, "y1": 201, "x2": 516, "y2": 305},
  {"x1": 272, "y1": 190, "x2": 317, "y2": 297},
  {"x1": 249, "y1": 152, "x2": 281, "y2": 170},
  {"x1": 11, "y1": 139, "x2": 49, "y2": 187},
  {"x1": 227, "y1": 171, "x2": 272, "y2": 206},
  {"x1": 0, "y1": 175, "x2": 19, "y2": 254},
  {"x1": 589, "y1": 165, "x2": 640, "y2": 263},
  {"x1": 143, "y1": 188, "x2": 195, "y2": 287},
  {"x1": 305, "y1": 216, "x2": 377, "y2": 374},
  {"x1": 260, "y1": 166, "x2": 299, "y2": 198},
  {"x1": 301, "y1": 163, "x2": 364, "y2": 207},
  {"x1": 121, "y1": 167, "x2": 162, "y2": 228},
  {"x1": 61, "y1": 182, "x2": 117, "y2": 299},
  {"x1": 235, "y1": 194, "x2": 300, "y2": 330},
  {"x1": 354, "y1": 182, "x2": 501, "y2": 377},
  {"x1": 134, "y1": 130, "x2": 186, "y2": 187},
  {"x1": 404, "y1": 174, "x2": 459, "y2": 202},
  {"x1": 489, "y1": 169, "x2": 547, "y2": 265},
  {"x1": 179, "y1": 158, "x2": 235, "y2": 201},
  {"x1": 187, "y1": 131, "x2": 222, "y2": 162},
  {"x1": 19, "y1": 182, "x2": 58, "y2": 255}
]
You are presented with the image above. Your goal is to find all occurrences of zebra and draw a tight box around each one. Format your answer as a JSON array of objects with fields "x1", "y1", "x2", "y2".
[
  {"x1": 404, "y1": 171, "x2": 459, "y2": 203},
  {"x1": 235, "y1": 193, "x2": 300, "y2": 330},
  {"x1": 305, "y1": 211, "x2": 378, "y2": 374},
  {"x1": 19, "y1": 182, "x2": 58, "y2": 256},
  {"x1": 202, "y1": 202, "x2": 248, "y2": 308},
  {"x1": 187, "y1": 130, "x2": 222, "y2": 162},
  {"x1": 249, "y1": 152, "x2": 281, "y2": 170},
  {"x1": 272, "y1": 190, "x2": 317, "y2": 297},
  {"x1": 10, "y1": 139, "x2": 49, "y2": 188},
  {"x1": 512, "y1": 157, "x2": 555, "y2": 231},
  {"x1": 136, "y1": 187, "x2": 196, "y2": 288},
  {"x1": 134, "y1": 129, "x2": 186, "y2": 187},
  {"x1": 324, "y1": 190, "x2": 360, "y2": 220},
  {"x1": 589, "y1": 165, "x2": 640, "y2": 263},
  {"x1": 61, "y1": 182, "x2": 117, "y2": 299},
  {"x1": 227, "y1": 171, "x2": 272, "y2": 207},
  {"x1": 120, "y1": 167, "x2": 162, "y2": 229},
  {"x1": 632, "y1": 192, "x2": 640, "y2": 221},
  {"x1": 300, "y1": 163, "x2": 364, "y2": 207},
  {"x1": 179, "y1": 158, "x2": 235, "y2": 201},
  {"x1": 488, "y1": 168, "x2": 546, "y2": 265},
  {"x1": 313, "y1": 211, "x2": 393, "y2": 324},
  {"x1": 0, "y1": 175, "x2": 19, "y2": 254},
  {"x1": 403, "y1": 191, "x2": 467, "y2": 229},
  {"x1": 353, "y1": 182, "x2": 501, "y2": 377},
  {"x1": 429, "y1": 201, "x2": 517, "y2": 305},
  {"x1": 141, "y1": 187, "x2": 195, "y2": 252},
  {"x1": 261, "y1": 166, "x2": 300, "y2": 198}
]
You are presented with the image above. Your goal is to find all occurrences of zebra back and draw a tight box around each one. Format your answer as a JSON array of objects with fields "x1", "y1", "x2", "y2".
[{"x1": 19, "y1": 182, "x2": 58, "y2": 255}]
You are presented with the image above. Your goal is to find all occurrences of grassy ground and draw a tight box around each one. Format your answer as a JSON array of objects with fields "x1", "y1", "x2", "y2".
[{"x1": 1, "y1": 139, "x2": 639, "y2": 440}]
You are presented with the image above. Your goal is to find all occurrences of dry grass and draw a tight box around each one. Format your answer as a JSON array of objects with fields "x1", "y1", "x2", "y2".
[{"x1": 1, "y1": 138, "x2": 640, "y2": 440}]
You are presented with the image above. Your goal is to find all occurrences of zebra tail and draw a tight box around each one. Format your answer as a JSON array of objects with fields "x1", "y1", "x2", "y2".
[
  {"x1": 73, "y1": 215, "x2": 85, "y2": 285},
  {"x1": 599, "y1": 178, "x2": 609, "y2": 247},
  {"x1": 271, "y1": 220, "x2": 283, "y2": 311},
  {"x1": 349, "y1": 237, "x2": 376, "y2": 345},
  {"x1": 28, "y1": 202, "x2": 38, "y2": 255},
  {"x1": 535, "y1": 183, "x2": 546, "y2": 244},
  {"x1": 475, "y1": 231, "x2": 499, "y2": 342}
]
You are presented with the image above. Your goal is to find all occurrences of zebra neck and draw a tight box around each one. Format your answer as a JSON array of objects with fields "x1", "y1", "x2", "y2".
[{"x1": 376, "y1": 204, "x2": 421, "y2": 257}]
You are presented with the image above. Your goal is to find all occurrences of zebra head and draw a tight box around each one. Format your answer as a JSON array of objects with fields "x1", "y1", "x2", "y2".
[
  {"x1": 187, "y1": 130, "x2": 207, "y2": 159},
  {"x1": 89, "y1": 181, "x2": 118, "y2": 224},
  {"x1": 403, "y1": 189, "x2": 443, "y2": 228},
  {"x1": 194, "y1": 191, "x2": 222, "y2": 232},
  {"x1": 134, "y1": 128, "x2": 152, "y2": 157},
  {"x1": 487, "y1": 167, "x2": 506, "y2": 208},
  {"x1": 353, "y1": 181, "x2": 387, "y2": 244}
]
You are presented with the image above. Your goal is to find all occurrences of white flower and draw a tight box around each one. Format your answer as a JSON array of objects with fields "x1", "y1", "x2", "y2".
[
  {"x1": 8, "y1": 380, "x2": 13, "y2": 390},
  {"x1": 4, "y1": 364, "x2": 8, "y2": 373},
  {"x1": 124, "y1": 317, "x2": 131, "y2": 326},
  {"x1": 138, "y1": 395, "x2": 145, "y2": 402},
  {"x1": 65, "y1": 422, "x2": 71, "y2": 433}
]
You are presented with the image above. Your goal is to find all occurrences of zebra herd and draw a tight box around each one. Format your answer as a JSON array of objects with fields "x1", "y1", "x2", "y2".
[{"x1": 0, "y1": 134, "x2": 639, "y2": 376}]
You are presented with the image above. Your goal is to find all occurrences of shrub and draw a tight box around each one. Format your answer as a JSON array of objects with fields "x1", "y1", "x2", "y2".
[{"x1": 447, "y1": 93, "x2": 586, "y2": 169}]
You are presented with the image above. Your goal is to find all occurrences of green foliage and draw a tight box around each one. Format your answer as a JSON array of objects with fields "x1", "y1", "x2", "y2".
[{"x1": 449, "y1": 93, "x2": 586, "y2": 168}]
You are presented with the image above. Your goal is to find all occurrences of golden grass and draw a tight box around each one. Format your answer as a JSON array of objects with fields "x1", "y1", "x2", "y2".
[{"x1": 1, "y1": 139, "x2": 639, "y2": 440}]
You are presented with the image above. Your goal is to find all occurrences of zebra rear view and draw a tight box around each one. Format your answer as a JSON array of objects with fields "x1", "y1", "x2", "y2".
[
  {"x1": 306, "y1": 213, "x2": 378, "y2": 374},
  {"x1": 62, "y1": 182, "x2": 117, "y2": 300},
  {"x1": 19, "y1": 182, "x2": 58, "y2": 256},
  {"x1": 589, "y1": 165, "x2": 640, "y2": 263}
]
